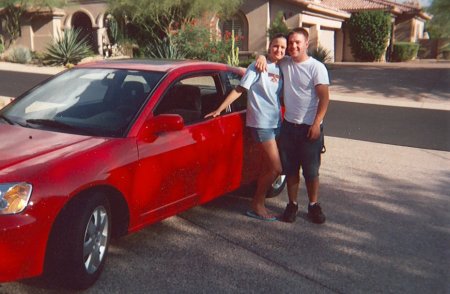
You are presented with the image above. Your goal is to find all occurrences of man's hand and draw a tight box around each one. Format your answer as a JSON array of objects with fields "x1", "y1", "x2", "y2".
[
  {"x1": 255, "y1": 55, "x2": 267, "y2": 72},
  {"x1": 307, "y1": 123, "x2": 321, "y2": 141}
]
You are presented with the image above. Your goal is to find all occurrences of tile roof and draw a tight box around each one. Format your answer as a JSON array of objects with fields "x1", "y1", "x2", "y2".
[{"x1": 321, "y1": 0, "x2": 422, "y2": 13}]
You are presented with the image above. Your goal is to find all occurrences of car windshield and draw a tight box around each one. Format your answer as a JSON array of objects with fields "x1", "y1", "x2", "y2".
[{"x1": 0, "y1": 68, "x2": 165, "y2": 137}]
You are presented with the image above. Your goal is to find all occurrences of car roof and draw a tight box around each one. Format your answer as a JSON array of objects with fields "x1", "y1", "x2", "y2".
[{"x1": 76, "y1": 58, "x2": 240, "y2": 73}]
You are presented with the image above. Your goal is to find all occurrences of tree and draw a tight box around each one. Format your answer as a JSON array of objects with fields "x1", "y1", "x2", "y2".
[
  {"x1": 426, "y1": 0, "x2": 450, "y2": 38},
  {"x1": 268, "y1": 11, "x2": 289, "y2": 40},
  {"x1": 106, "y1": 0, "x2": 242, "y2": 50},
  {"x1": 348, "y1": 11, "x2": 391, "y2": 61},
  {"x1": 0, "y1": 0, "x2": 66, "y2": 48}
]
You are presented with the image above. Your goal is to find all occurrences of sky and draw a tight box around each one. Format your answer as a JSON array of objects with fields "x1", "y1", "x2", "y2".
[
  {"x1": 399, "y1": 0, "x2": 432, "y2": 7},
  {"x1": 417, "y1": 0, "x2": 432, "y2": 7}
]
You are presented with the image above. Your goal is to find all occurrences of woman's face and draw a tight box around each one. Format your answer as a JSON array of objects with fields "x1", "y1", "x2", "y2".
[{"x1": 268, "y1": 37, "x2": 287, "y2": 61}]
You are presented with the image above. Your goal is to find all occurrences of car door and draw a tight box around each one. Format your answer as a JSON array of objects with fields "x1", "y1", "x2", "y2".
[
  {"x1": 214, "y1": 70, "x2": 262, "y2": 189},
  {"x1": 134, "y1": 73, "x2": 227, "y2": 223}
]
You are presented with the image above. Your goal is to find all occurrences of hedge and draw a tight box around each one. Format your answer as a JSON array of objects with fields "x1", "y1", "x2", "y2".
[
  {"x1": 348, "y1": 11, "x2": 391, "y2": 61},
  {"x1": 391, "y1": 42, "x2": 419, "y2": 62}
]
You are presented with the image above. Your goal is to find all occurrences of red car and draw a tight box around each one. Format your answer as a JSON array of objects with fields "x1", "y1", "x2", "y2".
[{"x1": 0, "y1": 59, "x2": 285, "y2": 289}]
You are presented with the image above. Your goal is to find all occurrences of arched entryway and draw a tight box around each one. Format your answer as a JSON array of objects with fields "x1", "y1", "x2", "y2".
[{"x1": 72, "y1": 11, "x2": 96, "y2": 51}]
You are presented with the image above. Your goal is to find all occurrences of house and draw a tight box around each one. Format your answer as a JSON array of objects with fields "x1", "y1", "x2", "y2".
[
  {"x1": 321, "y1": 0, "x2": 431, "y2": 61},
  {"x1": 0, "y1": 0, "x2": 430, "y2": 62}
]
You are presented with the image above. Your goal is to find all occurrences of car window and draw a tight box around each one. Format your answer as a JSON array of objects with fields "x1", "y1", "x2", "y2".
[
  {"x1": 224, "y1": 71, "x2": 247, "y2": 112},
  {"x1": 4, "y1": 69, "x2": 164, "y2": 137},
  {"x1": 154, "y1": 75, "x2": 223, "y2": 125}
]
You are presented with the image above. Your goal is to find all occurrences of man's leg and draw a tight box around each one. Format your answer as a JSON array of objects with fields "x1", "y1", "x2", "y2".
[
  {"x1": 279, "y1": 122, "x2": 301, "y2": 223},
  {"x1": 305, "y1": 176, "x2": 325, "y2": 224},
  {"x1": 305, "y1": 177, "x2": 319, "y2": 203},
  {"x1": 281, "y1": 173, "x2": 300, "y2": 222},
  {"x1": 302, "y1": 125, "x2": 326, "y2": 224},
  {"x1": 286, "y1": 173, "x2": 300, "y2": 204}
]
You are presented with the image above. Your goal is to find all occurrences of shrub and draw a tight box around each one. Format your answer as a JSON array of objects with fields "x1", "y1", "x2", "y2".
[
  {"x1": 6, "y1": 46, "x2": 32, "y2": 64},
  {"x1": 268, "y1": 11, "x2": 289, "y2": 40},
  {"x1": 348, "y1": 11, "x2": 391, "y2": 61},
  {"x1": 442, "y1": 45, "x2": 450, "y2": 60},
  {"x1": 239, "y1": 59, "x2": 254, "y2": 68},
  {"x1": 44, "y1": 28, "x2": 92, "y2": 66},
  {"x1": 391, "y1": 42, "x2": 419, "y2": 62},
  {"x1": 170, "y1": 22, "x2": 242, "y2": 63},
  {"x1": 309, "y1": 45, "x2": 332, "y2": 63},
  {"x1": 0, "y1": 36, "x2": 4, "y2": 55},
  {"x1": 171, "y1": 21, "x2": 211, "y2": 60}
]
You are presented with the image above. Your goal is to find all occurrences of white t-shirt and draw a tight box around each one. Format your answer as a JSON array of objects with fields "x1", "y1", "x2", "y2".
[
  {"x1": 280, "y1": 57, "x2": 329, "y2": 125},
  {"x1": 240, "y1": 61, "x2": 282, "y2": 128}
]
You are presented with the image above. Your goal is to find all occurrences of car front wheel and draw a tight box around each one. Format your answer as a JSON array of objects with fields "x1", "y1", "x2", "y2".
[
  {"x1": 46, "y1": 192, "x2": 111, "y2": 290},
  {"x1": 266, "y1": 174, "x2": 286, "y2": 198}
]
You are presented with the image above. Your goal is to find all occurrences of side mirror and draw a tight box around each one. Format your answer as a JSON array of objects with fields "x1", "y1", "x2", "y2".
[{"x1": 141, "y1": 114, "x2": 184, "y2": 141}]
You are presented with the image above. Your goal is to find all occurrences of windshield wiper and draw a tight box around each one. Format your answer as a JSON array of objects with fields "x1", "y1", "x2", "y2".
[
  {"x1": 25, "y1": 118, "x2": 96, "y2": 136},
  {"x1": 0, "y1": 114, "x2": 15, "y2": 125}
]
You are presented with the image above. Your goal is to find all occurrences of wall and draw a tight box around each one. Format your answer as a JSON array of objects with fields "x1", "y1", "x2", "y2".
[
  {"x1": 319, "y1": 28, "x2": 335, "y2": 61},
  {"x1": 240, "y1": 0, "x2": 269, "y2": 54}
]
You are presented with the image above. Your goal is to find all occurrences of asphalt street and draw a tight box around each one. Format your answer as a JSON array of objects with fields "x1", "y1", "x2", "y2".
[{"x1": 0, "y1": 61, "x2": 449, "y2": 294}]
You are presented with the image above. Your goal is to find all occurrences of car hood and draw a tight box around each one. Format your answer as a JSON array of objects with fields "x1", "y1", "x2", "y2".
[{"x1": 0, "y1": 124, "x2": 100, "y2": 171}]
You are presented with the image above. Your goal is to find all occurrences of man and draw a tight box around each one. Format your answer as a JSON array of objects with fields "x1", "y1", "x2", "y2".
[{"x1": 256, "y1": 27, "x2": 330, "y2": 224}]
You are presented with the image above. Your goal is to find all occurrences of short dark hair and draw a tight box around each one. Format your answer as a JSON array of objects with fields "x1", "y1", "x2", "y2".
[{"x1": 287, "y1": 27, "x2": 309, "y2": 41}]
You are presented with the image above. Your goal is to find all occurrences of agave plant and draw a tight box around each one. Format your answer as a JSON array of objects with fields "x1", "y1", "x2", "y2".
[
  {"x1": 144, "y1": 37, "x2": 186, "y2": 59},
  {"x1": 309, "y1": 45, "x2": 332, "y2": 64},
  {"x1": 44, "y1": 28, "x2": 92, "y2": 66}
]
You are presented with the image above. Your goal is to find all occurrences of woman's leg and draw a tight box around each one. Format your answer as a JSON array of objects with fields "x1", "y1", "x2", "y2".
[{"x1": 251, "y1": 138, "x2": 282, "y2": 217}]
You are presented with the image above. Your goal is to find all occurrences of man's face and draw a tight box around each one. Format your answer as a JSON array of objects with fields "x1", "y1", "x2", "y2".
[{"x1": 288, "y1": 32, "x2": 309, "y2": 60}]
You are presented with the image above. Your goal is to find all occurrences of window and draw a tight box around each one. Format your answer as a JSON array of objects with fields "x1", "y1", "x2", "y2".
[
  {"x1": 219, "y1": 12, "x2": 248, "y2": 51},
  {"x1": 224, "y1": 71, "x2": 247, "y2": 112},
  {"x1": 6, "y1": 68, "x2": 164, "y2": 137},
  {"x1": 155, "y1": 75, "x2": 223, "y2": 125}
]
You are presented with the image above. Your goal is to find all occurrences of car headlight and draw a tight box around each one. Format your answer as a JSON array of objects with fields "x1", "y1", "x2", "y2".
[{"x1": 0, "y1": 183, "x2": 33, "y2": 215}]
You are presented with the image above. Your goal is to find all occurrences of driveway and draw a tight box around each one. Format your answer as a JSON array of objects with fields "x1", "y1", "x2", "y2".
[{"x1": 0, "y1": 60, "x2": 449, "y2": 294}]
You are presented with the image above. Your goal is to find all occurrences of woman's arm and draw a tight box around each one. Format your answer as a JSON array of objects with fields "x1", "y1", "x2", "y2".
[{"x1": 204, "y1": 86, "x2": 246, "y2": 118}]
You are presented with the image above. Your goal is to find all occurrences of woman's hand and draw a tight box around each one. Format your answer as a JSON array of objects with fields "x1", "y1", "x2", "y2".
[{"x1": 204, "y1": 110, "x2": 221, "y2": 118}]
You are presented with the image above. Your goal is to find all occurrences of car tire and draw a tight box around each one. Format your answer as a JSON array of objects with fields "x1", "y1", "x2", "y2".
[
  {"x1": 45, "y1": 192, "x2": 111, "y2": 290},
  {"x1": 266, "y1": 174, "x2": 286, "y2": 198},
  {"x1": 235, "y1": 175, "x2": 286, "y2": 198}
]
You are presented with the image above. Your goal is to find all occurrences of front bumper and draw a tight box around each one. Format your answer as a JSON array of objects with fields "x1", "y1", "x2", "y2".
[{"x1": 0, "y1": 212, "x2": 50, "y2": 282}]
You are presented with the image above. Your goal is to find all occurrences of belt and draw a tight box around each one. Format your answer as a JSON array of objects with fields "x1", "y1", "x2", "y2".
[{"x1": 283, "y1": 120, "x2": 310, "y2": 128}]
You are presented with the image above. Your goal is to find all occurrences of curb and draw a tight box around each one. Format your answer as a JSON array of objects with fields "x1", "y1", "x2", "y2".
[{"x1": 331, "y1": 93, "x2": 450, "y2": 111}]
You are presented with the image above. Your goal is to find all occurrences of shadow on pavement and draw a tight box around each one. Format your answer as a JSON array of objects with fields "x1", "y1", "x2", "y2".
[{"x1": 328, "y1": 65, "x2": 450, "y2": 103}]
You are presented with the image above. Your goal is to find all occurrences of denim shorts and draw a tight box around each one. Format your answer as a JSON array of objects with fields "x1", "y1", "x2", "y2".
[
  {"x1": 248, "y1": 127, "x2": 280, "y2": 143},
  {"x1": 279, "y1": 121, "x2": 324, "y2": 180}
]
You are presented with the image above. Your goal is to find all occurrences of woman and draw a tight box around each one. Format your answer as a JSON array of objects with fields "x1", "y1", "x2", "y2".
[{"x1": 205, "y1": 34, "x2": 287, "y2": 221}]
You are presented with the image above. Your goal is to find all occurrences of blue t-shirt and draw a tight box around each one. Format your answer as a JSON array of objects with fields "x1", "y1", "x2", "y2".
[{"x1": 239, "y1": 61, "x2": 282, "y2": 128}]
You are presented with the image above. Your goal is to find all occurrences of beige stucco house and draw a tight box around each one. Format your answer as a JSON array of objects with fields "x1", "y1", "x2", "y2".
[{"x1": 0, "y1": 0, "x2": 430, "y2": 62}]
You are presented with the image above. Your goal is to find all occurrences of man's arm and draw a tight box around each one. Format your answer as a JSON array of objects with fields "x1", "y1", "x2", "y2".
[
  {"x1": 254, "y1": 55, "x2": 268, "y2": 72},
  {"x1": 307, "y1": 84, "x2": 329, "y2": 140}
]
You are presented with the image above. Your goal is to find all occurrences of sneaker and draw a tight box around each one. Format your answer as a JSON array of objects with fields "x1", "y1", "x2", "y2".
[
  {"x1": 282, "y1": 202, "x2": 298, "y2": 223},
  {"x1": 307, "y1": 203, "x2": 326, "y2": 224}
]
